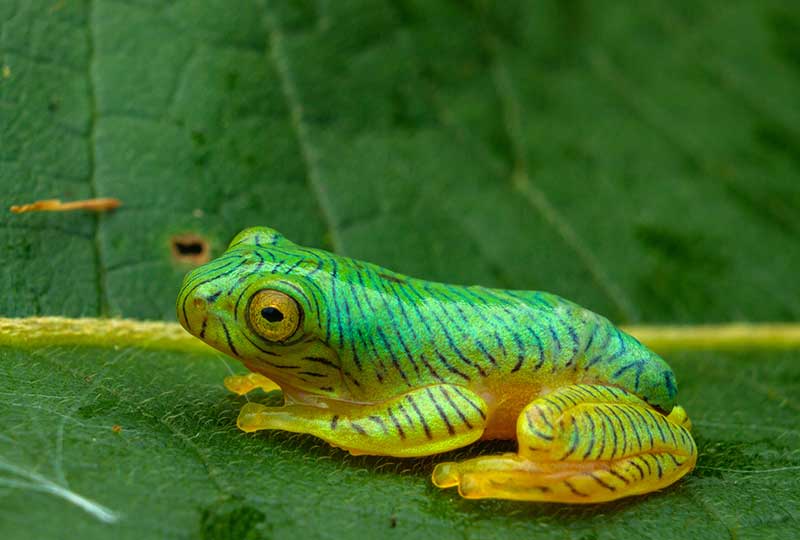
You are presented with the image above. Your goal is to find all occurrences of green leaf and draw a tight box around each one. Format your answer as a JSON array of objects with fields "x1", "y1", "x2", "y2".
[{"x1": 1, "y1": 1, "x2": 799, "y2": 539}]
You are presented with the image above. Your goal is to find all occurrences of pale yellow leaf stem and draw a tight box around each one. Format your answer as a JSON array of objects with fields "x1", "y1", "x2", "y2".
[
  {"x1": 0, "y1": 317, "x2": 799, "y2": 354},
  {"x1": 622, "y1": 324, "x2": 800, "y2": 352},
  {"x1": 0, "y1": 317, "x2": 212, "y2": 354}
]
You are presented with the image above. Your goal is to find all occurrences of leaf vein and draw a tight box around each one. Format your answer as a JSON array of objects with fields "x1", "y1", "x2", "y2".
[
  {"x1": 86, "y1": 0, "x2": 109, "y2": 317},
  {"x1": 489, "y1": 44, "x2": 637, "y2": 321},
  {"x1": 263, "y1": 10, "x2": 343, "y2": 253}
]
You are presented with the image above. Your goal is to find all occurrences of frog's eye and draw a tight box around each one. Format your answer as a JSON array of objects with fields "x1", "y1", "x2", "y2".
[{"x1": 247, "y1": 290, "x2": 302, "y2": 342}]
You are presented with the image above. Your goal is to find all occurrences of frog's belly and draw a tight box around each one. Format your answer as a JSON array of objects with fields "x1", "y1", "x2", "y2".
[{"x1": 477, "y1": 378, "x2": 573, "y2": 440}]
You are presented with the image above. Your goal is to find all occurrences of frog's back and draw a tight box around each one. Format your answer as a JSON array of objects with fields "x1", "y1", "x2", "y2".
[
  {"x1": 467, "y1": 286, "x2": 677, "y2": 411},
  {"x1": 328, "y1": 267, "x2": 677, "y2": 413}
]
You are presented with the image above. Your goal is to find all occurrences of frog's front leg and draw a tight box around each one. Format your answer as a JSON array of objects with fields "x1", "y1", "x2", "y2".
[
  {"x1": 433, "y1": 384, "x2": 696, "y2": 503},
  {"x1": 237, "y1": 384, "x2": 489, "y2": 457}
]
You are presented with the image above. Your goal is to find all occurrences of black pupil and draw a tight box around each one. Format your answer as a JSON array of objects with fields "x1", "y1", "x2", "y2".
[{"x1": 261, "y1": 306, "x2": 284, "y2": 323}]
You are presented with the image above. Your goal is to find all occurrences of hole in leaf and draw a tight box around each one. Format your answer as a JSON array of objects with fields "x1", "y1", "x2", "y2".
[{"x1": 171, "y1": 233, "x2": 210, "y2": 265}]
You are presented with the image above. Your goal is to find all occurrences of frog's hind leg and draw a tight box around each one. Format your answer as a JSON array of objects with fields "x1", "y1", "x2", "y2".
[
  {"x1": 237, "y1": 384, "x2": 489, "y2": 457},
  {"x1": 432, "y1": 384, "x2": 697, "y2": 503}
]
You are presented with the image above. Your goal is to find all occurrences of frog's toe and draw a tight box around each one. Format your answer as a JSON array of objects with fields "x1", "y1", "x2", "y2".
[
  {"x1": 457, "y1": 474, "x2": 483, "y2": 499},
  {"x1": 432, "y1": 461, "x2": 460, "y2": 488},
  {"x1": 224, "y1": 373, "x2": 281, "y2": 396},
  {"x1": 667, "y1": 405, "x2": 692, "y2": 431},
  {"x1": 432, "y1": 461, "x2": 496, "y2": 498},
  {"x1": 224, "y1": 375, "x2": 251, "y2": 395},
  {"x1": 431, "y1": 454, "x2": 555, "y2": 501},
  {"x1": 237, "y1": 402, "x2": 271, "y2": 433}
]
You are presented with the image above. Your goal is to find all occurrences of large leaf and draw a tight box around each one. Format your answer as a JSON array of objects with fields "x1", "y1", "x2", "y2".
[{"x1": 1, "y1": 1, "x2": 799, "y2": 538}]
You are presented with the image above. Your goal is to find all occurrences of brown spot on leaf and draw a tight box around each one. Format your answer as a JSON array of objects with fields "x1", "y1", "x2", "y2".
[{"x1": 171, "y1": 233, "x2": 210, "y2": 265}]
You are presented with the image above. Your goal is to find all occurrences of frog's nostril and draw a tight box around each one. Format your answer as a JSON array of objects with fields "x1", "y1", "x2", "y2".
[{"x1": 193, "y1": 296, "x2": 207, "y2": 312}]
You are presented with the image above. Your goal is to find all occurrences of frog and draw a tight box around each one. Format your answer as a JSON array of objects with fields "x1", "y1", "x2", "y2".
[{"x1": 177, "y1": 227, "x2": 696, "y2": 503}]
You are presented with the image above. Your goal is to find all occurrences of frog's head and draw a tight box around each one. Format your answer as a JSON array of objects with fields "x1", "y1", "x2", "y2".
[{"x1": 177, "y1": 227, "x2": 349, "y2": 400}]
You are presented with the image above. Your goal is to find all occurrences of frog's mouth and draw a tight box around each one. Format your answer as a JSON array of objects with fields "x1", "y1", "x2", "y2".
[
  {"x1": 182, "y1": 303, "x2": 348, "y2": 396},
  {"x1": 245, "y1": 328, "x2": 352, "y2": 397}
]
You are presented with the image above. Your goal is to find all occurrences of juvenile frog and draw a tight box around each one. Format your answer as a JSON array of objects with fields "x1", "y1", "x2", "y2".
[{"x1": 177, "y1": 227, "x2": 696, "y2": 503}]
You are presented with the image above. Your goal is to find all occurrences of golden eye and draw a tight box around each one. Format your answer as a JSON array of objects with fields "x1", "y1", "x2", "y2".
[{"x1": 247, "y1": 290, "x2": 302, "y2": 342}]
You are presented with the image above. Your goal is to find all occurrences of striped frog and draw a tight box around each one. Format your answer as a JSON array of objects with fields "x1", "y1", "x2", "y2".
[{"x1": 177, "y1": 227, "x2": 696, "y2": 503}]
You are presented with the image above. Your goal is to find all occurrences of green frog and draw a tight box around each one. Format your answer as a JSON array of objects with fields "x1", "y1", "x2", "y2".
[{"x1": 177, "y1": 227, "x2": 696, "y2": 503}]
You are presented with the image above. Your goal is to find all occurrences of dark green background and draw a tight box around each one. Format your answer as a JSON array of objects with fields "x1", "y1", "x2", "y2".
[{"x1": 1, "y1": 1, "x2": 798, "y2": 539}]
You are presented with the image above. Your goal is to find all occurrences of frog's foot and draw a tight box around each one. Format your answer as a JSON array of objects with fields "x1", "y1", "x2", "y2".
[
  {"x1": 236, "y1": 384, "x2": 489, "y2": 457},
  {"x1": 224, "y1": 372, "x2": 281, "y2": 396},
  {"x1": 432, "y1": 384, "x2": 697, "y2": 503}
]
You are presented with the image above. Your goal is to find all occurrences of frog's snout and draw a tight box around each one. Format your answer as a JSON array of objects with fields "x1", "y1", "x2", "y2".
[
  {"x1": 191, "y1": 295, "x2": 209, "y2": 314},
  {"x1": 184, "y1": 296, "x2": 209, "y2": 332},
  {"x1": 177, "y1": 275, "x2": 224, "y2": 337}
]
